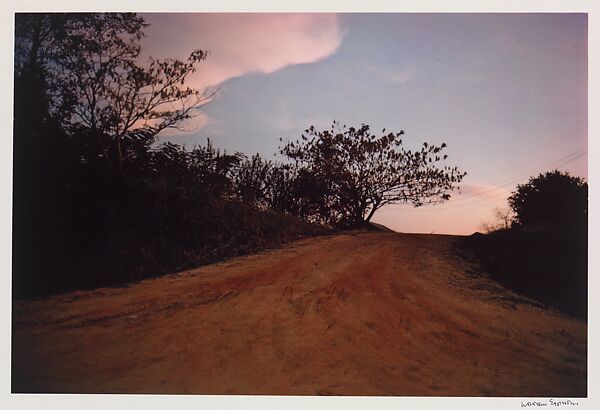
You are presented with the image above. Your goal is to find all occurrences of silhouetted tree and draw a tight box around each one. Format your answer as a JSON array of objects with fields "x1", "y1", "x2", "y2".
[
  {"x1": 16, "y1": 13, "x2": 211, "y2": 174},
  {"x1": 508, "y1": 170, "x2": 587, "y2": 227},
  {"x1": 281, "y1": 122, "x2": 466, "y2": 227},
  {"x1": 14, "y1": 14, "x2": 83, "y2": 296},
  {"x1": 12, "y1": 13, "x2": 218, "y2": 296}
]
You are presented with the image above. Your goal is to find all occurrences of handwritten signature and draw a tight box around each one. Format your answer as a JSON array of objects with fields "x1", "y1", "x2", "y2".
[{"x1": 521, "y1": 399, "x2": 580, "y2": 407}]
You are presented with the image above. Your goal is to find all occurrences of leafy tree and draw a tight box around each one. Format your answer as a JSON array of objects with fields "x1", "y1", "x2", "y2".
[
  {"x1": 280, "y1": 122, "x2": 466, "y2": 227},
  {"x1": 13, "y1": 13, "x2": 216, "y2": 295},
  {"x1": 15, "y1": 13, "x2": 211, "y2": 174},
  {"x1": 508, "y1": 170, "x2": 587, "y2": 226}
]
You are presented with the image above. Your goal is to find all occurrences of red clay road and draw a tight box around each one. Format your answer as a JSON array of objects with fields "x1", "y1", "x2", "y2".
[{"x1": 12, "y1": 232, "x2": 587, "y2": 396}]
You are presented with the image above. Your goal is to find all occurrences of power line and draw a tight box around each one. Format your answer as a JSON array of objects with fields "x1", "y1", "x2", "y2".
[
  {"x1": 445, "y1": 149, "x2": 587, "y2": 203},
  {"x1": 386, "y1": 149, "x2": 587, "y2": 212},
  {"x1": 418, "y1": 151, "x2": 587, "y2": 211}
]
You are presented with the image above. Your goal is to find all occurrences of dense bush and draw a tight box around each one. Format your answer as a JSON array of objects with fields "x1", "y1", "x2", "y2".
[
  {"x1": 465, "y1": 170, "x2": 588, "y2": 318},
  {"x1": 13, "y1": 137, "x2": 328, "y2": 299},
  {"x1": 464, "y1": 217, "x2": 587, "y2": 318},
  {"x1": 509, "y1": 170, "x2": 587, "y2": 227}
]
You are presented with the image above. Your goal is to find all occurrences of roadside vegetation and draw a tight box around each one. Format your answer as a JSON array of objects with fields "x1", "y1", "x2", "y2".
[
  {"x1": 14, "y1": 13, "x2": 464, "y2": 298},
  {"x1": 465, "y1": 170, "x2": 587, "y2": 318}
]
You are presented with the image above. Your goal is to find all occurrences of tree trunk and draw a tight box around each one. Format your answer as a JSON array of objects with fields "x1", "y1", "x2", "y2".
[{"x1": 365, "y1": 200, "x2": 380, "y2": 222}]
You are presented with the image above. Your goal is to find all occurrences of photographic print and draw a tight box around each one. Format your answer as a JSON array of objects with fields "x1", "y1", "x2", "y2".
[{"x1": 10, "y1": 11, "x2": 588, "y2": 398}]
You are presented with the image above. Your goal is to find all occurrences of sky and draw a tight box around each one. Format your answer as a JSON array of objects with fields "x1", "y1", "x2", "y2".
[{"x1": 140, "y1": 13, "x2": 587, "y2": 235}]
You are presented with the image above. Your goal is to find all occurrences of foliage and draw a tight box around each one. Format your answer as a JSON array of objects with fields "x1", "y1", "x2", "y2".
[
  {"x1": 508, "y1": 170, "x2": 587, "y2": 226},
  {"x1": 464, "y1": 218, "x2": 587, "y2": 318},
  {"x1": 232, "y1": 155, "x2": 302, "y2": 216},
  {"x1": 280, "y1": 122, "x2": 466, "y2": 226},
  {"x1": 466, "y1": 170, "x2": 588, "y2": 318}
]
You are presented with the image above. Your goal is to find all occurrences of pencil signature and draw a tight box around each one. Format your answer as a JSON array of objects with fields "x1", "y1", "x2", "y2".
[{"x1": 521, "y1": 399, "x2": 580, "y2": 407}]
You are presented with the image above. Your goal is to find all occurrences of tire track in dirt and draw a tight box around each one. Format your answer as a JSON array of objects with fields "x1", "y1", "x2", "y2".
[{"x1": 12, "y1": 232, "x2": 586, "y2": 396}]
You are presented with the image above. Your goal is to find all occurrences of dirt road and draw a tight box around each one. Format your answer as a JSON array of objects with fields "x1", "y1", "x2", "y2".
[{"x1": 12, "y1": 232, "x2": 587, "y2": 396}]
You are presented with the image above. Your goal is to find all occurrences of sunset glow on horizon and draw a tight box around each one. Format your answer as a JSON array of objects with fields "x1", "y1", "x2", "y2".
[{"x1": 142, "y1": 13, "x2": 587, "y2": 235}]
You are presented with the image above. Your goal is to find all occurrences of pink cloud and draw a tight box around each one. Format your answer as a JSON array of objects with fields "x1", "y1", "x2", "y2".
[
  {"x1": 142, "y1": 13, "x2": 343, "y2": 88},
  {"x1": 138, "y1": 13, "x2": 342, "y2": 134}
]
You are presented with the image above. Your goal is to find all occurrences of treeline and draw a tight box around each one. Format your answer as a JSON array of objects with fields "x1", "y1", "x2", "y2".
[
  {"x1": 13, "y1": 13, "x2": 329, "y2": 298},
  {"x1": 14, "y1": 125, "x2": 329, "y2": 298}
]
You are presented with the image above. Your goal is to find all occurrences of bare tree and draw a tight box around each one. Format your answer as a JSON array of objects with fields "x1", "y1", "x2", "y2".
[{"x1": 480, "y1": 207, "x2": 514, "y2": 233}]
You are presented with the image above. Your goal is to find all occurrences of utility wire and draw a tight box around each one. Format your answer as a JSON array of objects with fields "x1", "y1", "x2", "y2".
[
  {"x1": 418, "y1": 151, "x2": 587, "y2": 211},
  {"x1": 387, "y1": 149, "x2": 587, "y2": 212},
  {"x1": 444, "y1": 149, "x2": 587, "y2": 203}
]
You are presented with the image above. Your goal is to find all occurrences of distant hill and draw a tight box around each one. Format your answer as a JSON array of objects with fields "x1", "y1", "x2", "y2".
[{"x1": 367, "y1": 221, "x2": 396, "y2": 232}]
